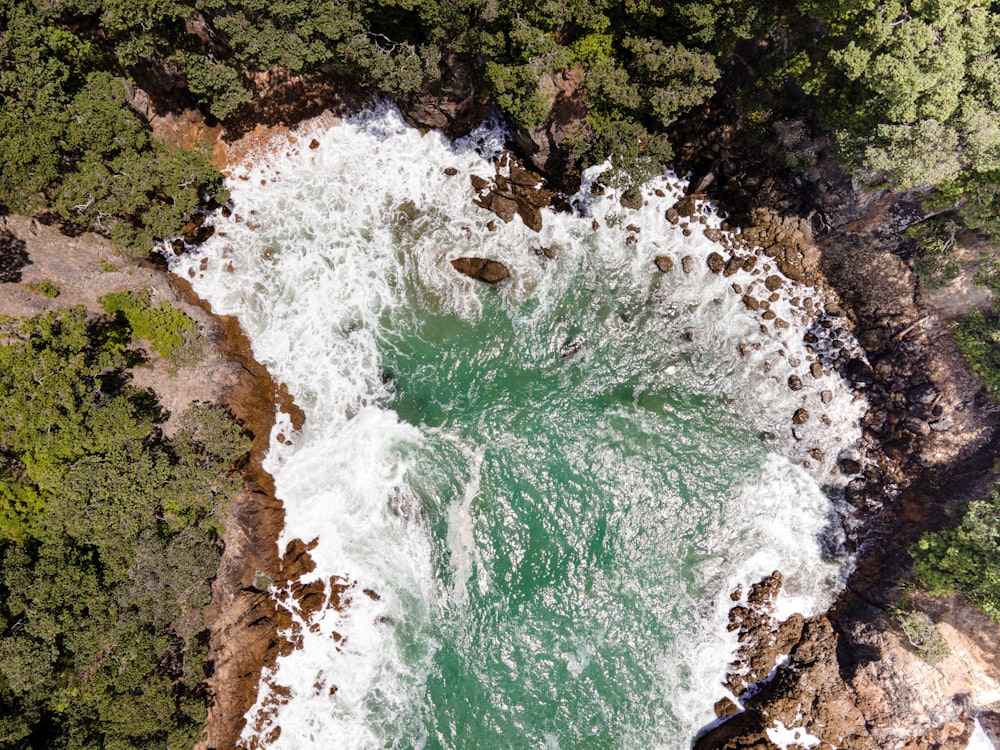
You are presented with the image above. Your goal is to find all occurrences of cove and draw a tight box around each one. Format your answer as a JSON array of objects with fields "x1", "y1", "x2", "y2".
[{"x1": 172, "y1": 106, "x2": 866, "y2": 749}]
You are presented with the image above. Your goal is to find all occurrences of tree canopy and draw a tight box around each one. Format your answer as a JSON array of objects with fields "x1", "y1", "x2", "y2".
[{"x1": 0, "y1": 307, "x2": 247, "y2": 748}]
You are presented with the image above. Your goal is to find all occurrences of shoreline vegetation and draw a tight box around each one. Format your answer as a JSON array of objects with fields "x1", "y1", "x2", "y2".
[{"x1": 3, "y1": 0, "x2": 1000, "y2": 746}]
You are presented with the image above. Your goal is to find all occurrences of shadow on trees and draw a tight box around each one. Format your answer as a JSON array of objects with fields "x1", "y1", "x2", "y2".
[{"x1": 0, "y1": 225, "x2": 29, "y2": 283}]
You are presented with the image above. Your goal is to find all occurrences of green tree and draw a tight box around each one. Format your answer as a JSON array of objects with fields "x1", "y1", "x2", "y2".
[
  {"x1": 0, "y1": 308, "x2": 247, "y2": 748},
  {"x1": 913, "y1": 490, "x2": 1000, "y2": 621}
]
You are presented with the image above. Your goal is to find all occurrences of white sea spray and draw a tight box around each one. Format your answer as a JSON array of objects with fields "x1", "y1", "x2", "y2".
[{"x1": 171, "y1": 103, "x2": 867, "y2": 749}]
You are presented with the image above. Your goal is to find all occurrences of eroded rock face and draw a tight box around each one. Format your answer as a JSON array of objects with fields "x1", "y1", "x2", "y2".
[
  {"x1": 699, "y1": 571, "x2": 994, "y2": 750},
  {"x1": 398, "y1": 53, "x2": 494, "y2": 139},
  {"x1": 510, "y1": 65, "x2": 588, "y2": 192},
  {"x1": 450, "y1": 257, "x2": 511, "y2": 283}
]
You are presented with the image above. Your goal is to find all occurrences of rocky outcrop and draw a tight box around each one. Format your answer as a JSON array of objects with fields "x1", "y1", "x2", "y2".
[
  {"x1": 510, "y1": 65, "x2": 588, "y2": 192},
  {"x1": 698, "y1": 572, "x2": 996, "y2": 750},
  {"x1": 398, "y1": 53, "x2": 494, "y2": 139},
  {"x1": 670, "y1": 70, "x2": 1000, "y2": 750},
  {"x1": 450, "y1": 256, "x2": 511, "y2": 283},
  {"x1": 169, "y1": 276, "x2": 310, "y2": 750},
  {"x1": 471, "y1": 152, "x2": 555, "y2": 232}
]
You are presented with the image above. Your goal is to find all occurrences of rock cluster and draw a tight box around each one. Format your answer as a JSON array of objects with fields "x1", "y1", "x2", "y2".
[{"x1": 471, "y1": 152, "x2": 555, "y2": 232}]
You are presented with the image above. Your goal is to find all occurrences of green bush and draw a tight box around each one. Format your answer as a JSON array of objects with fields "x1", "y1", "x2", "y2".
[
  {"x1": 906, "y1": 219, "x2": 961, "y2": 290},
  {"x1": 953, "y1": 309, "x2": 1000, "y2": 400},
  {"x1": 24, "y1": 280, "x2": 59, "y2": 297},
  {"x1": 99, "y1": 289, "x2": 204, "y2": 366},
  {"x1": 896, "y1": 609, "x2": 951, "y2": 665},
  {"x1": 912, "y1": 491, "x2": 1000, "y2": 621}
]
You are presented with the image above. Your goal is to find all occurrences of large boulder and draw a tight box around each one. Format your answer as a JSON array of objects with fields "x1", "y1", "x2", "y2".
[{"x1": 450, "y1": 257, "x2": 511, "y2": 284}]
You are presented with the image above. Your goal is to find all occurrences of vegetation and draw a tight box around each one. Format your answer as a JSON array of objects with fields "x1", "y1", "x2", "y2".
[
  {"x1": 0, "y1": 307, "x2": 247, "y2": 748},
  {"x1": 895, "y1": 608, "x2": 951, "y2": 665},
  {"x1": 953, "y1": 310, "x2": 1000, "y2": 400},
  {"x1": 906, "y1": 219, "x2": 961, "y2": 290},
  {"x1": 23, "y1": 281, "x2": 60, "y2": 298},
  {"x1": 0, "y1": 0, "x2": 225, "y2": 253},
  {"x1": 912, "y1": 488, "x2": 1000, "y2": 622},
  {"x1": 2, "y1": 0, "x2": 999, "y2": 207},
  {"x1": 100, "y1": 289, "x2": 204, "y2": 366}
]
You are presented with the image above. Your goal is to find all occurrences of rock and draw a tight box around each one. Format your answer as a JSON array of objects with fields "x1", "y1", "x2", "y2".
[
  {"x1": 839, "y1": 457, "x2": 862, "y2": 474},
  {"x1": 673, "y1": 195, "x2": 698, "y2": 217},
  {"x1": 509, "y1": 65, "x2": 587, "y2": 191},
  {"x1": 808, "y1": 448, "x2": 825, "y2": 462},
  {"x1": 707, "y1": 252, "x2": 726, "y2": 274},
  {"x1": 450, "y1": 257, "x2": 511, "y2": 283},
  {"x1": 309, "y1": 138, "x2": 320, "y2": 149},
  {"x1": 181, "y1": 214, "x2": 215, "y2": 245},
  {"x1": 620, "y1": 190, "x2": 643, "y2": 209},
  {"x1": 979, "y1": 712, "x2": 1000, "y2": 746},
  {"x1": 471, "y1": 154, "x2": 553, "y2": 232},
  {"x1": 904, "y1": 416, "x2": 931, "y2": 436},
  {"x1": 398, "y1": 52, "x2": 494, "y2": 138},
  {"x1": 444, "y1": 166, "x2": 458, "y2": 176},
  {"x1": 714, "y1": 697, "x2": 740, "y2": 718},
  {"x1": 705, "y1": 227, "x2": 723, "y2": 243},
  {"x1": 666, "y1": 208, "x2": 680, "y2": 225},
  {"x1": 821, "y1": 390, "x2": 833, "y2": 404},
  {"x1": 654, "y1": 255, "x2": 674, "y2": 273},
  {"x1": 907, "y1": 382, "x2": 938, "y2": 405},
  {"x1": 682, "y1": 255, "x2": 695, "y2": 273},
  {"x1": 742, "y1": 295, "x2": 760, "y2": 311},
  {"x1": 810, "y1": 361, "x2": 824, "y2": 379},
  {"x1": 846, "y1": 358, "x2": 875, "y2": 389},
  {"x1": 476, "y1": 191, "x2": 518, "y2": 223},
  {"x1": 929, "y1": 418, "x2": 954, "y2": 432},
  {"x1": 788, "y1": 374, "x2": 803, "y2": 391},
  {"x1": 764, "y1": 274, "x2": 784, "y2": 291},
  {"x1": 723, "y1": 257, "x2": 742, "y2": 276},
  {"x1": 792, "y1": 408, "x2": 810, "y2": 425}
]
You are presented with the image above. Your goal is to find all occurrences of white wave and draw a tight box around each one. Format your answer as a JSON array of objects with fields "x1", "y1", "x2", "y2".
[{"x1": 171, "y1": 103, "x2": 866, "y2": 749}]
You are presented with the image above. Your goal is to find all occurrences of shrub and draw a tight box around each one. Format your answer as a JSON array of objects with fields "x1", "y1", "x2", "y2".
[
  {"x1": 99, "y1": 289, "x2": 203, "y2": 366},
  {"x1": 24, "y1": 280, "x2": 59, "y2": 297},
  {"x1": 896, "y1": 609, "x2": 950, "y2": 665},
  {"x1": 912, "y1": 491, "x2": 1000, "y2": 621},
  {"x1": 906, "y1": 219, "x2": 961, "y2": 290},
  {"x1": 953, "y1": 309, "x2": 1000, "y2": 400}
]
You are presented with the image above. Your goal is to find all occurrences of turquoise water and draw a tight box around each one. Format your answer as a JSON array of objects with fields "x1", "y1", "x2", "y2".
[
  {"x1": 174, "y1": 107, "x2": 863, "y2": 749},
  {"x1": 381, "y1": 281, "x2": 768, "y2": 748}
]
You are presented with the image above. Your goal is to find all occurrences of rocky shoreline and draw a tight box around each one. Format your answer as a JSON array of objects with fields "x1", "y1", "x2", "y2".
[
  {"x1": 666, "y1": 98, "x2": 1000, "y2": 747},
  {"x1": 12, "y1": 65, "x2": 997, "y2": 748}
]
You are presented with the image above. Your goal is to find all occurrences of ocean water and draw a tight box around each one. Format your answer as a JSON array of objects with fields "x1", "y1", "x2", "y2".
[{"x1": 172, "y1": 106, "x2": 866, "y2": 749}]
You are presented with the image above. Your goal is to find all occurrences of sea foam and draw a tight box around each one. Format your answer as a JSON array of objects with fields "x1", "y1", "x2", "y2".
[{"x1": 171, "y1": 104, "x2": 867, "y2": 748}]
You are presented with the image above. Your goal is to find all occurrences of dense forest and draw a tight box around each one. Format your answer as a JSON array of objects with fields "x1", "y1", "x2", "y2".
[
  {"x1": 0, "y1": 304, "x2": 248, "y2": 748},
  {"x1": 3, "y1": 0, "x2": 1000, "y2": 745},
  {"x1": 3, "y1": 0, "x2": 1000, "y2": 240}
]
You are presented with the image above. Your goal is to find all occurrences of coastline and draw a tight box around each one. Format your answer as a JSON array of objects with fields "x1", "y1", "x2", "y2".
[{"x1": 7, "y1": 64, "x2": 998, "y2": 747}]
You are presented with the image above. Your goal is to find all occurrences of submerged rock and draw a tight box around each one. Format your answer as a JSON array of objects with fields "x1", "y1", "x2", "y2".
[{"x1": 450, "y1": 257, "x2": 511, "y2": 284}]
